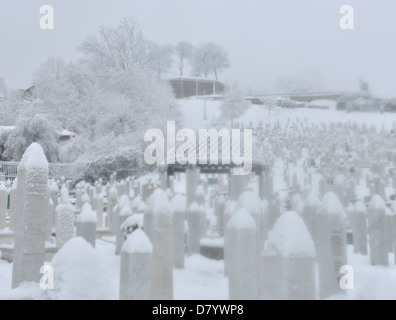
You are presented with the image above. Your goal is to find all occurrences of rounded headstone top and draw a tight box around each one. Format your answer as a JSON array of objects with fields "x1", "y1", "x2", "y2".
[
  {"x1": 238, "y1": 191, "x2": 261, "y2": 217},
  {"x1": 18, "y1": 143, "x2": 48, "y2": 170},
  {"x1": 316, "y1": 192, "x2": 346, "y2": 218},
  {"x1": 147, "y1": 189, "x2": 172, "y2": 216},
  {"x1": 227, "y1": 208, "x2": 256, "y2": 230},
  {"x1": 120, "y1": 205, "x2": 133, "y2": 217},
  {"x1": 118, "y1": 195, "x2": 130, "y2": 209},
  {"x1": 77, "y1": 203, "x2": 97, "y2": 223},
  {"x1": 305, "y1": 189, "x2": 321, "y2": 207},
  {"x1": 264, "y1": 211, "x2": 316, "y2": 258},
  {"x1": 122, "y1": 229, "x2": 153, "y2": 254}
]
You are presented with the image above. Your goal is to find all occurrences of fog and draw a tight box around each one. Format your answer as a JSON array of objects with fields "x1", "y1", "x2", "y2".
[{"x1": 1, "y1": 0, "x2": 396, "y2": 97}]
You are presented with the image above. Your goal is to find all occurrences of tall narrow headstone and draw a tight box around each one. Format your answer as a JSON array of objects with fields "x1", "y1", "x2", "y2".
[
  {"x1": 119, "y1": 229, "x2": 153, "y2": 300},
  {"x1": 368, "y1": 195, "x2": 388, "y2": 266},
  {"x1": 186, "y1": 168, "x2": 200, "y2": 207},
  {"x1": 55, "y1": 188, "x2": 76, "y2": 249},
  {"x1": 76, "y1": 202, "x2": 97, "y2": 248},
  {"x1": 147, "y1": 189, "x2": 173, "y2": 299},
  {"x1": 108, "y1": 187, "x2": 118, "y2": 233},
  {"x1": 261, "y1": 211, "x2": 316, "y2": 300},
  {"x1": 215, "y1": 195, "x2": 226, "y2": 236},
  {"x1": 96, "y1": 193, "x2": 104, "y2": 228},
  {"x1": 353, "y1": 201, "x2": 368, "y2": 255},
  {"x1": 12, "y1": 143, "x2": 49, "y2": 289},
  {"x1": 0, "y1": 182, "x2": 7, "y2": 229},
  {"x1": 303, "y1": 189, "x2": 321, "y2": 242},
  {"x1": 9, "y1": 178, "x2": 17, "y2": 231},
  {"x1": 227, "y1": 208, "x2": 259, "y2": 300},
  {"x1": 187, "y1": 202, "x2": 201, "y2": 255},
  {"x1": 116, "y1": 203, "x2": 133, "y2": 255},
  {"x1": 315, "y1": 192, "x2": 347, "y2": 299},
  {"x1": 172, "y1": 194, "x2": 186, "y2": 268}
]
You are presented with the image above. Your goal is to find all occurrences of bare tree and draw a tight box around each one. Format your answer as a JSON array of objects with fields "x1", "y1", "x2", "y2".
[
  {"x1": 78, "y1": 17, "x2": 172, "y2": 76},
  {"x1": 192, "y1": 43, "x2": 230, "y2": 80},
  {"x1": 175, "y1": 41, "x2": 193, "y2": 77}
]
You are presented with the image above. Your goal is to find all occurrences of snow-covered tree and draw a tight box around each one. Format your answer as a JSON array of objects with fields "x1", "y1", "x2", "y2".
[
  {"x1": 219, "y1": 83, "x2": 250, "y2": 125},
  {"x1": 175, "y1": 41, "x2": 193, "y2": 77},
  {"x1": 192, "y1": 43, "x2": 230, "y2": 80},
  {"x1": 3, "y1": 114, "x2": 59, "y2": 162},
  {"x1": 79, "y1": 17, "x2": 173, "y2": 77}
]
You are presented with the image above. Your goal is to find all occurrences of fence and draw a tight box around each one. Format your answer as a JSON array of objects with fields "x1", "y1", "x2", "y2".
[{"x1": 0, "y1": 161, "x2": 90, "y2": 181}]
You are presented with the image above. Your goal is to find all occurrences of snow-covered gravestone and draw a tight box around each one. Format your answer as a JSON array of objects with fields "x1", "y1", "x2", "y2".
[
  {"x1": 224, "y1": 200, "x2": 238, "y2": 276},
  {"x1": 76, "y1": 202, "x2": 97, "y2": 248},
  {"x1": 8, "y1": 178, "x2": 17, "y2": 230},
  {"x1": 290, "y1": 193, "x2": 304, "y2": 216},
  {"x1": 45, "y1": 197, "x2": 54, "y2": 240},
  {"x1": 368, "y1": 195, "x2": 388, "y2": 266},
  {"x1": 119, "y1": 229, "x2": 153, "y2": 300},
  {"x1": 186, "y1": 168, "x2": 200, "y2": 207},
  {"x1": 56, "y1": 188, "x2": 76, "y2": 249},
  {"x1": 116, "y1": 201, "x2": 133, "y2": 255},
  {"x1": 187, "y1": 202, "x2": 202, "y2": 255},
  {"x1": 0, "y1": 181, "x2": 7, "y2": 229},
  {"x1": 107, "y1": 187, "x2": 118, "y2": 232},
  {"x1": 303, "y1": 189, "x2": 321, "y2": 242},
  {"x1": 75, "y1": 185, "x2": 83, "y2": 212},
  {"x1": 12, "y1": 143, "x2": 49, "y2": 289},
  {"x1": 315, "y1": 192, "x2": 347, "y2": 299},
  {"x1": 96, "y1": 192, "x2": 104, "y2": 228},
  {"x1": 386, "y1": 207, "x2": 394, "y2": 254},
  {"x1": 215, "y1": 195, "x2": 226, "y2": 236},
  {"x1": 146, "y1": 189, "x2": 173, "y2": 300},
  {"x1": 261, "y1": 211, "x2": 316, "y2": 300},
  {"x1": 49, "y1": 180, "x2": 59, "y2": 231},
  {"x1": 238, "y1": 191, "x2": 265, "y2": 257},
  {"x1": 172, "y1": 194, "x2": 186, "y2": 268},
  {"x1": 227, "y1": 208, "x2": 259, "y2": 300},
  {"x1": 352, "y1": 201, "x2": 368, "y2": 255}
]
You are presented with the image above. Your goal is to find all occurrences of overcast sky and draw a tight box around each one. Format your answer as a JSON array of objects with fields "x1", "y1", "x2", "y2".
[{"x1": 1, "y1": 0, "x2": 396, "y2": 97}]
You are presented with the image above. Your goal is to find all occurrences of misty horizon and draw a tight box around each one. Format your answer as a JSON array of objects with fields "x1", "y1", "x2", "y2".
[{"x1": 1, "y1": 0, "x2": 396, "y2": 97}]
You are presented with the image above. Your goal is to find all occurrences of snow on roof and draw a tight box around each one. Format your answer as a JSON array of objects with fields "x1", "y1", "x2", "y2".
[
  {"x1": 122, "y1": 229, "x2": 153, "y2": 254},
  {"x1": 77, "y1": 203, "x2": 97, "y2": 223},
  {"x1": 227, "y1": 207, "x2": 256, "y2": 230},
  {"x1": 316, "y1": 192, "x2": 346, "y2": 218},
  {"x1": 18, "y1": 143, "x2": 49, "y2": 171},
  {"x1": 264, "y1": 211, "x2": 316, "y2": 258}
]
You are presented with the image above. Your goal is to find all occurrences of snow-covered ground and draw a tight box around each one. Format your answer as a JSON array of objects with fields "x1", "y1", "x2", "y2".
[{"x1": 1, "y1": 98, "x2": 396, "y2": 300}]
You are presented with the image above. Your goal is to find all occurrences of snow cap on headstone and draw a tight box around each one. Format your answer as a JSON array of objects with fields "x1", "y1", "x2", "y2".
[
  {"x1": 11, "y1": 177, "x2": 17, "y2": 190},
  {"x1": 50, "y1": 180, "x2": 59, "y2": 192},
  {"x1": 147, "y1": 189, "x2": 172, "y2": 216},
  {"x1": 227, "y1": 208, "x2": 256, "y2": 230},
  {"x1": 121, "y1": 214, "x2": 144, "y2": 230},
  {"x1": 122, "y1": 229, "x2": 153, "y2": 254},
  {"x1": 118, "y1": 195, "x2": 130, "y2": 209},
  {"x1": 77, "y1": 203, "x2": 97, "y2": 223},
  {"x1": 18, "y1": 143, "x2": 48, "y2": 171},
  {"x1": 120, "y1": 205, "x2": 133, "y2": 217},
  {"x1": 316, "y1": 192, "x2": 346, "y2": 218},
  {"x1": 264, "y1": 211, "x2": 316, "y2": 258},
  {"x1": 238, "y1": 191, "x2": 261, "y2": 217},
  {"x1": 59, "y1": 187, "x2": 70, "y2": 204}
]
